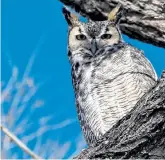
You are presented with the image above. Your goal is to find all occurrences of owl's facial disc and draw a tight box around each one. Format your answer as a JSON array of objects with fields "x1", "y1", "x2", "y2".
[
  {"x1": 63, "y1": 5, "x2": 123, "y2": 57},
  {"x1": 68, "y1": 22, "x2": 121, "y2": 56}
]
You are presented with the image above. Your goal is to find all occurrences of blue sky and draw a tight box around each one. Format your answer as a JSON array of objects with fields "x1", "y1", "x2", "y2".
[{"x1": 1, "y1": 0, "x2": 165, "y2": 159}]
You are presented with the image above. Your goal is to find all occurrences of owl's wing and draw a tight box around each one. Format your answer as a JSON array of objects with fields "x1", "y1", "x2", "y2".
[{"x1": 127, "y1": 45, "x2": 158, "y2": 81}]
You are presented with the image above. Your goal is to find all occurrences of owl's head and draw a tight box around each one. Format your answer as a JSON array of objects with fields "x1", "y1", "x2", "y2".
[{"x1": 63, "y1": 4, "x2": 123, "y2": 56}]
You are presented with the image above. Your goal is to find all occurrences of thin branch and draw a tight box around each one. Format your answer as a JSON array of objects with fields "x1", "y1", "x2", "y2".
[{"x1": 0, "y1": 125, "x2": 41, "y2": 159}]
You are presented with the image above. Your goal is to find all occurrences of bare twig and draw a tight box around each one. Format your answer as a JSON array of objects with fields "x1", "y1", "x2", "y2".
[{"x1": 1, "y1": 125, "x2": 41, "y2": 159}]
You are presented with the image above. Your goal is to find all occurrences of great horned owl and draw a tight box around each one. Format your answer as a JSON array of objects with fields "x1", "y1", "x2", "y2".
[{"x1": 63, "y1": 5, "x2": 157, "y2": 147}]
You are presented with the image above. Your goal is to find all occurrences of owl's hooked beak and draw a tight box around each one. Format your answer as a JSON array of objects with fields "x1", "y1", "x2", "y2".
[{"x1": 91, "y1": 39, "x2": 97, "y2": 54}]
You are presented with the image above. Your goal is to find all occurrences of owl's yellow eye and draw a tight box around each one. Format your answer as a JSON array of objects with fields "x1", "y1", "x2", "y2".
[
  {"x1": 76, "y1": 34, "x2": 87, "y2": 40},
  {"x1": 101, "y1": 34, "x2": 112, "y2": 39}
]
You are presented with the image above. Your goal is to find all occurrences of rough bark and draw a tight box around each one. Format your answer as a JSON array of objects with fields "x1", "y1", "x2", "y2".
[
  {"x1": 59, "y1": 0, "x2": 165, "y2": 158},
  {"x1": 74, "y1": 70, "x2": 165, "y2": 159},
  {"x1": 60, "y1": 0, "x2": 165, "y2": 48}
]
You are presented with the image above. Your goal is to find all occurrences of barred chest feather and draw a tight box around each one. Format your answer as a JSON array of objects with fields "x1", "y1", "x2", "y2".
[{"x1": 71, "y1": 44, "x2": 157, "y2": 146}]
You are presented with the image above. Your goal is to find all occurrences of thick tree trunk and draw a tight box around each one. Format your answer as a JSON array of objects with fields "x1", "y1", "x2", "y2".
[
  {"x1": 74, "y1": 71, "x2": 165, "y2": 159},
  {"x1": 60, "y1": 0, "x2": 165, "y2": 48},
  {"x1": 59, "y1": 0, "x2": 165, "y2": 158}
]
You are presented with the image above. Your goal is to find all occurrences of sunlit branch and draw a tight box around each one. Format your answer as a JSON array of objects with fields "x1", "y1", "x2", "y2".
[{"x1": 0, "y1": 125, "x2": 41, "y2": 159}]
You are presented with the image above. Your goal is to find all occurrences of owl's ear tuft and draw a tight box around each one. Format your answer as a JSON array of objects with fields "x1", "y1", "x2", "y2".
[
  {"x1": 62, "y1": 7, "x2": 79, "y2": 26},
  {"x1": 108, "y1": 3, "x2": 123, "y2": 24}
]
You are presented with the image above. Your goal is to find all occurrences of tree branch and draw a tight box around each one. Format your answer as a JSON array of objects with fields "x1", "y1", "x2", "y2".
[
  {"x1": 0, "y1": 125, "x2": 41, "y2": 159},
  {"x1": 59, "y1": 1, "x2": 165, "y2": 158},
  {"x1": 74, "y1": 70, "x2": 165, "y2": 159},
  {"x1": 60, "y1": 0, "x2": 165, "y2": 48}
]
